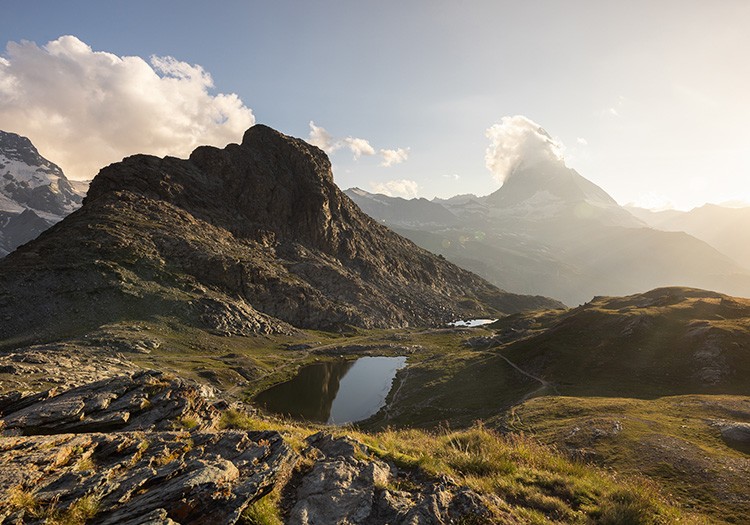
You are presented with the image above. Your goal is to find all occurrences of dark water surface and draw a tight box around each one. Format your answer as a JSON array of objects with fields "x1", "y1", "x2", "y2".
[{"x1": 254, "y1": 356, "x2": 407, "y2": 424}]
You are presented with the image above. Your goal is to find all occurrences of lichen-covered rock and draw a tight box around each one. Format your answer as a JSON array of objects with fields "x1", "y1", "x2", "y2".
[
  {"x1": 0, "y1": 342, "x2": 138, "y2": 393},
  {"x1": 0, "y1": 429, "x2": 294, "y2": 525},
  {"x1": 287, "y1": 433, "x2": 495, "y2": 524},
  {"x1": 0, "y1": 370, "x2": 221, "y2": 436}
]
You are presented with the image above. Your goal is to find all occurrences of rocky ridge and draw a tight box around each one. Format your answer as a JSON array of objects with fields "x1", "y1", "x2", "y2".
[
  {"x1": 0, "y1": 371, "x2": 495, "y2": 524},
  {"x1": 0, "y1": 124, "x2": 560, "y2": 344}
]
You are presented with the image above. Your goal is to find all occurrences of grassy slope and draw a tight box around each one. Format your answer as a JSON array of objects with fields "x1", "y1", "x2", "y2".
[
  {"x1": 496, "y1": 288, "x2": 750, "y2": 398},
  {"x1": 221, "y1": 411, "x2": 705, "y2": 525},
  {"x1": 506, "y1": 395, "x2": 750, "y2": 524}
]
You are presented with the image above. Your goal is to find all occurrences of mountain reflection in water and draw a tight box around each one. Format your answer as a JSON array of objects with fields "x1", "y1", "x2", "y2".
[{"x1": 255, "y1": 356, "x2": 407, "y2": 424}]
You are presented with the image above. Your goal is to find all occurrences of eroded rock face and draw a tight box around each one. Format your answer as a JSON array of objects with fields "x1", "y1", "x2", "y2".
[
  {"x1": 0, "y1": 430, "x2": 293, "y2": 525},
  {"x1": 0, "y1": 370, "x2": 221, "y2": 436},
  {"x1": 0, "y1": 371, "x2": 296, "y2": 525},
  {"x1": 0, "y1": 125, "x2": 560, "y2": 343},
  {"x1": 288, "y1": 433, "x2": 495, "y2": 525},
  {"x1": 0, "y1": 371, "x2": 504, "y2": 524}
]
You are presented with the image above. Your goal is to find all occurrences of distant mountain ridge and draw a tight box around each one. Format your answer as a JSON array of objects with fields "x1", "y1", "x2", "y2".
[
  {"x1": 628, "y1": 203, "x2": 750, "y2": 268},
  {"x1": 347, "y1": 158, "x2": 750, "y2": 304},
  {"x1": 0, "y1": 125, "x2": 560, "y2": 345},
  {"x1": 0, "y1": 130, "x2": 86, "y2": 256}
]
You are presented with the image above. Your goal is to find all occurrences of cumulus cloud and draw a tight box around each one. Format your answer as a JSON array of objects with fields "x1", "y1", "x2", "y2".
[
  {"x1": 307, "y1": 121, "x2": 407, "y2": 166},
  {"x1": 0, "y1": 36, "x2": 255, "y2": 179},
  {"x1": 485, "y1": 115, "x2": 565, "y2": 184},
  {"x1": 343, "y1": 137, "x2": 375, "y2": 159},
  {"x1": 370, "y1": 179, "x2": 419, "y2": 199},
  {"x1": 308, "y1": 121, "x2": 340, "y2": 153},
  {"x1": 576, "y1": 137, "x2": 588, "y2": 146},
  {"x1": 379, "y1": 147, "x2": 409, "y2": 167}
]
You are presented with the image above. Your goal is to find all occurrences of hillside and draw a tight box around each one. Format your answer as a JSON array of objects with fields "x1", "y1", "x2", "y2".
[
  {"x1": 485, "y1": 287, "x2": 750, "y2": 397},
  {"x1": 0, "y1": 125, "x2": 559, "y2": 346}
]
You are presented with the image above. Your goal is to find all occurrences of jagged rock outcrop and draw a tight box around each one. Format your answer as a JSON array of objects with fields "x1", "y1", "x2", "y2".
[
  {"x1": 0, "y1": 370, "x2": 221, "y2": 436},
  {"x1": 0, "y1": 125, "x2": 560, "y2": 344},
  {"x1": 0, "y1": 371, "x2": 294, "y2": 524},
  {"x1": 0, "y1": 371, "x2": 504, "y2": 524},
  {"x1": 288, "y1": 433, "x2": 497, "y2": 524},
  {"x1": 0, "y1": 430, "x2": 293, "y2": 524}
]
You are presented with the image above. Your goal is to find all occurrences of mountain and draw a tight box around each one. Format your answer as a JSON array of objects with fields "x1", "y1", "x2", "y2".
[
  {"x1": 347, "y1": 159, "x2": 750, "y2": 305},
  {"x1": 484, "y1": 160, "x2": 643, "y2": 227},
  {"x1": 628, "y1": 203, "x2": 750, "y2": 268},
  {"x1": 0, "y1": 130, "x2": 86, "y2": 255},
  {"x1": 0, "y1": 125, "x2": 560, "y2": 345},
  {"x1": 343, "y1": 188, "x2": 460, "y2": 228}
]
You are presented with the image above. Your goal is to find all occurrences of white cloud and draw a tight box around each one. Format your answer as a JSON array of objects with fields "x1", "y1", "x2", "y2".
[
  {"x1": 443, "y1": 173, "x2": 461, "y2": 180},
  {"x1": 307, "y1": 121, "x2": 408, "y2": 165},
  {"x1": 379, "y1": 147, "x2": 409, "y2": 167},
  {"x1": 576, "y1": 137, "x2": 588, "y2": 145},
  {"x1": 485, "y1": 115, "x2": 566, "y2": 184},
  {"x1": 0, "y1": 36, "x2": 255, "y2": 179},
  {"x1": 308, "y1": 121, "x2": 340, "y2": 153},
  {"x1": 370, "y1": 179, "x2": 419, "y2": 198},
  {"x1": 343, "y1": 137, "x2": 375, "y2": 159}
]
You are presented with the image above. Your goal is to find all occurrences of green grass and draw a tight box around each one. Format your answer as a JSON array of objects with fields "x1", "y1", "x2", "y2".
[
  {"x1": 7, "y1": 487, "x2": 100, "y2": 525},
  {"x1": 497, "y1": 291, "x2": 750, "y2": 399},
  {"x1": 508, "y1": 395, "x2": 750, "y2": 524},
  {"x1": 221, "y1": 409, "x2": 702, "y2": 523},
  {"x1": 351, "y1": 423, "x2": 694, "y2": 524},
  {"x1": 241, "y1": 492, "x2": 284, "y2": 525}
]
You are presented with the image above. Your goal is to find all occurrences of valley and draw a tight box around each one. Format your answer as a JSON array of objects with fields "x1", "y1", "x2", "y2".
[
  {"x1": 0, "y1": 124, "x2": 748, "y2": 524},
  {"x1": 3, "y1": 5, "x2": 750, "y2": 523}
]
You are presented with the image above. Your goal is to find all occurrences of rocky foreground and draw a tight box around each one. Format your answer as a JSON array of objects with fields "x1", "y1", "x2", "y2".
[{"x1": 0, "y1": 371, "x2": 494, "y2": 524}]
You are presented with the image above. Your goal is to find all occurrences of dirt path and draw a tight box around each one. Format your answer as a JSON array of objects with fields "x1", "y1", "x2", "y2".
[{"x1": 495, "y1": 353, "x2": 559, "y2": 401}]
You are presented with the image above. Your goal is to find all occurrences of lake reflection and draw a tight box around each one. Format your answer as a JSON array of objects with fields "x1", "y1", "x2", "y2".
[{"x1": 254, "y1": 356, "x2": 407, "y2": 424}]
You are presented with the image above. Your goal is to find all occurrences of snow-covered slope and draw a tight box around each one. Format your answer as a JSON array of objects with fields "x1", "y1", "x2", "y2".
[
  {"x1": 484, "y1": 159, "x2": 643, "y2": 227},
  {"x1": 0, "y1": 130, "x2": 87, "y2": 255}
]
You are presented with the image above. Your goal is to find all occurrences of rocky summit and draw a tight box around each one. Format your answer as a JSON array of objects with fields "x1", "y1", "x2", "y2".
[{"x1": 0, "y1": 125, "x2": 559, "y2": 344}]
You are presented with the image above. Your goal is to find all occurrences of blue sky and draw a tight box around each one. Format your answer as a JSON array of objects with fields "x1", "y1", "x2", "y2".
[{"x1": 1, "y1": 1, "x2": 749, "y2": 209}]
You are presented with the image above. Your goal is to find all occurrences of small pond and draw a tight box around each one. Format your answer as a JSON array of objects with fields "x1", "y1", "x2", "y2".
[{"x1": 254, "y1": 355, "x2": 407, "y2": 425}]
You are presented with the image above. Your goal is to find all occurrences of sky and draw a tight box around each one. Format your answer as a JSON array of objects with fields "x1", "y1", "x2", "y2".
[{"x1": 1, "y1": 1, "x2": 749, "y2": 210}]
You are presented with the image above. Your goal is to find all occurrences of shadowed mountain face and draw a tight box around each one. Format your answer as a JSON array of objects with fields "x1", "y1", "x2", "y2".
[
  {"x1": 0, "y1": 125, "x2": 560, "y2": 344},
  {"x1": 348, "y1": 159, "x2": 750, "y2": 305}
]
